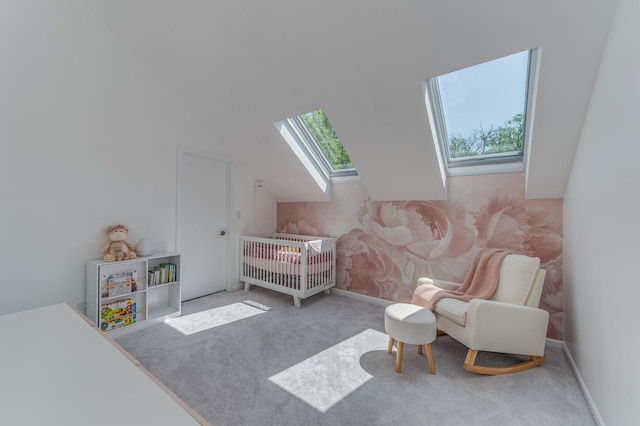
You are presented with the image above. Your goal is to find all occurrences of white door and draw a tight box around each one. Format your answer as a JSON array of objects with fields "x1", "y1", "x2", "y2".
[{"x1": 177, "y1": 149, "x2": 229, "y2": 301}]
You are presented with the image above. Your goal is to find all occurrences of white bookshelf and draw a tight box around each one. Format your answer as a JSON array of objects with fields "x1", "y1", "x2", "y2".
[{"x1": 86, "y1": 252, "x2": 181, "y2": 336}]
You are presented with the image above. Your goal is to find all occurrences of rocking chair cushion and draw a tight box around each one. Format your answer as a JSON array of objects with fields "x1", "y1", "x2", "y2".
[
  {"x1": 490, "y1": 254, "x2": 540, "y2": 305},
  {"x1": 434, "y1": 298, "x2": 468, "y2": 326}
]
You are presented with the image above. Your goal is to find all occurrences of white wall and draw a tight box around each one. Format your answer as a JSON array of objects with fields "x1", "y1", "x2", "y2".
[
  {"x1": 563, "y1": 0, "x2": 639, "y2": 423},
  {"x1": 230, "y1": 161, "x2": 277, "y2": 290},
  {"x1": 0, "y1": 1, "x2": 275, "y2": 314}
]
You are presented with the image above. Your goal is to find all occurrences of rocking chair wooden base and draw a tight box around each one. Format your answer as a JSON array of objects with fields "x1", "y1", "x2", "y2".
[{"x1": 463, "y1": 349, "x2": 546, "y2": 375}]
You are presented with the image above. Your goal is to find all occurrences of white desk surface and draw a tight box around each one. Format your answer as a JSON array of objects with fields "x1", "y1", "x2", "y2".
[{"x1": 0, "y1": 303, "x2": 202, "y2": 425}]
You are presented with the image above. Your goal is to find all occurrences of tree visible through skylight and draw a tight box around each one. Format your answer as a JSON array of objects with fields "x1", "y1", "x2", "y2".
[
  {"x1": 299, "y1": 110, "x2": 353, "y2": 171},
  {"x1": 428, "y1": 49, "x2": 532, "y2": 168}
]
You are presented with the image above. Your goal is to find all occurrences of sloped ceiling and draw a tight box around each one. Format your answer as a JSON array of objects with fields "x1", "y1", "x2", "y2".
[{"x1": 81, "y1": 0, "x2": 619, "y2": 201}]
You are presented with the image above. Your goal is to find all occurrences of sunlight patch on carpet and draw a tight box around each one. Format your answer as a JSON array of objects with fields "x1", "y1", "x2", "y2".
[
  {"x1": 165, "y1": 302, "x2": 268, "y2": 335},
  {"x1": 268, "y1": 328, "x2": 388, "y2": 413}
]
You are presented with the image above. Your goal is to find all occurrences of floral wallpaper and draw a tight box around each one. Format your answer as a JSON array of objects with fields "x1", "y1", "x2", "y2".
[{"x1": 277, "y1": 172, "x2": 563, "y2": 339}]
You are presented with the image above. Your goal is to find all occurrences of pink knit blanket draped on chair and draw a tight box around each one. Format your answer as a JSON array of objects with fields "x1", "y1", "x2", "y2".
[{"x1": 411, "y1": 248, "x2": 510, "y2": 311}]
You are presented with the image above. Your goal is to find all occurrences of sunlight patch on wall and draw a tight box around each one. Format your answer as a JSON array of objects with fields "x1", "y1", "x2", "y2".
[
  {"x1": 268, "y1": 328, "x2": 388, "y2": 412},
  {"x1": 165, "y1": 302, "x2": 268, "y2": 335}
]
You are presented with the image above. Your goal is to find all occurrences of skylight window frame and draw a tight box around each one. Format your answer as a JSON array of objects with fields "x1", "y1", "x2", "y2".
[
  {"x1": 425, "y1": 48, "x2": 539, "y2": 176},
  {"x1": 277, "y1": 112, "x2": 358, "y2": 183},
  {"x1": 288, "y1": 115, "x2": 334, "y2": 178}
]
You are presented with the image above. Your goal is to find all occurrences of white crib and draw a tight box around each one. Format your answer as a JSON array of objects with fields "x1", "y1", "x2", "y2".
[{"x1": 240, "y1": 233, "x2": 336, "y2": 307}]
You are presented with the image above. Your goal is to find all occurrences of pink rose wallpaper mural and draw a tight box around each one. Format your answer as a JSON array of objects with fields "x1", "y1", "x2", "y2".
[{"x1": 277, "y1": 172, "x2": 564, "y2": 339}]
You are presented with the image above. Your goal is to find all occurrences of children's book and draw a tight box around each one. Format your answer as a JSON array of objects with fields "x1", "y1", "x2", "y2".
[
  {"x1": 100, "y1": 298, "x2": 135, "y2": 332},
  {"x1": 101, "y1": 270, "x2": 138, "y2": 298}
]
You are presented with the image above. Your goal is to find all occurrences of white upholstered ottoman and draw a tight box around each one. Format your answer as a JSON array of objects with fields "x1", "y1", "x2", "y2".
[{"x1": 384, "y1": 303, "x2": 437, "y2": 374}]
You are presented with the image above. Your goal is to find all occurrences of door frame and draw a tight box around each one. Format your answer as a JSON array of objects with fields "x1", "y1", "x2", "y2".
[{"x1": 176, "y1": 145, "x2": 234, "y2": 293}]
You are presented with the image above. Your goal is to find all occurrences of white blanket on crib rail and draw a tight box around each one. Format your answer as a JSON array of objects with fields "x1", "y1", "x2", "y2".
[{"x1": 307, "y1": 238, "x2": 332, "y2": 256}]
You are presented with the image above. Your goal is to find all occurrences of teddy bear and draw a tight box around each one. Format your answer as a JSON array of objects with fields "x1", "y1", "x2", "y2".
[{"x1": 103, "y1": 224, "x2": 138, "y2": 262}]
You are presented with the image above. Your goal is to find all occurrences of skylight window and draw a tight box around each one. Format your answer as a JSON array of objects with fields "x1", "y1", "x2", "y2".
[
  {"x1": 275, "y1": 109, "x2": 357, "y2": 191},
  {"x1": 425, "y1": 49, "x2": 539, "y2": 175},
  {"x1": 299, "y1": 110, "x2": 354, "y2": 173}
]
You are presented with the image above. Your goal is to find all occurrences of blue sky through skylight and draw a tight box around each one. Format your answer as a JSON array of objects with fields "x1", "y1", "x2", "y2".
[{"x1": 438, "y1": 51, "x2": 529, "y2": 138}]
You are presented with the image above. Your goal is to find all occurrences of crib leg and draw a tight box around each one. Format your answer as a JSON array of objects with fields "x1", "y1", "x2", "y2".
[
  {"x1": 244, "y1": 282, "x2": 251, "y2": 291},
  {"x1": 293, "y1": 296, "x2": 301, "y2": 308},
  {"x1": 324, "y1": 289, "x2": 331, "y2": 295}
]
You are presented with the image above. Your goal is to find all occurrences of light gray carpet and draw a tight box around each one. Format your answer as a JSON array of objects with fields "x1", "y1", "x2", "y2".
[{"x1": 115, "y1": 288, "x2": 595, "y2": 426}]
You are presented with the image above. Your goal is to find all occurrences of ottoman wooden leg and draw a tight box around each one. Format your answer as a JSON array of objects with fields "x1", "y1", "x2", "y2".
[
  {"x1": 387, "y1": 337, "x2": 395, "y2": 354},
  {"x1": 395, "y1": 341, "x2": 404, "y2": 373},
  {"x1": 425, "y1": 343, "x2": 436, "y2": 375},
  {"x1": 417, "y1": 345, "x2": 423, "y2": 355}
]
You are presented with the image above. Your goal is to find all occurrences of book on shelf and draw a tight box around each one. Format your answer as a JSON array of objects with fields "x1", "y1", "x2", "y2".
[
  {"x1": 100, "y1": 270, "x2": 138, "y2": 298},
  {"x1": 159, "y1": 265, "x2": 167, "y2": 284},
  {"x1": 100, "y1": 298, "x2": 136, "y2": 332},
  {"x1": 148, "y1": 263, "x2": 176, "y2": 286}
]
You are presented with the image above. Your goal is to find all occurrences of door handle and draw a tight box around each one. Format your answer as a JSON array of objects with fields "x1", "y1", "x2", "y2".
[{"x1": 219, "y1": 230, "x2": 226, "y2": 236}]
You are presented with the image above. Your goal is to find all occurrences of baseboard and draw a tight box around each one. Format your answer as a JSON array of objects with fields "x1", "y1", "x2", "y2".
[
  {"x1": 330, "y1": 288, "x2": 393, "y2": 307},
  {"x1": 545, "y1": 337, "x2": 563, "y2": 348},
  {"x1": 561, "y1": 342, "x2": 605, "y2": 426}
]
